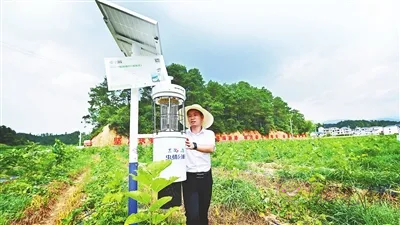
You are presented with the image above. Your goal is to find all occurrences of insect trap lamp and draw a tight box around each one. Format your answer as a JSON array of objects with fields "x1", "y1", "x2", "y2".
[{"x1": 151, "y1": 83, "x2": 187, "y2": 208}]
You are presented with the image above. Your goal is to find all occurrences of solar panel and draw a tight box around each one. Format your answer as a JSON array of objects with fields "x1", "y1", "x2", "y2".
[{"x1": 95, "y1": 0, "x2": 163, "y2": 57}]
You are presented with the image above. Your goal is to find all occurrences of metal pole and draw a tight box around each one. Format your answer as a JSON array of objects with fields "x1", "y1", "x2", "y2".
[
  {"x1": 79, "y1": 120, "x2": 83, "y2": 146},
  {"x1": 79, "y1": 132, "x2": 82, "y2": 146},
  {"x1": 127, "y1": 42, "x2": 141, "y2": 224},
  {"x1": 290, "y1": 117, "x2": 293, "y2": 138},
  {"x1": 128, "y1": 88, "x2": 139, "y2": 225}
]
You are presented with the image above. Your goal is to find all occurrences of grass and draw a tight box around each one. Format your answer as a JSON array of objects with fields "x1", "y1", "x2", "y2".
[
  {"x1": 212, "y1": 177, "x2": 265, "y2": 213},
  {"x1": 2, "y1": 135, "x2": 399, "y2": 225},
  {"x1": 211, "y1": 135, "x2": 400, "y2": 224},
  {"x1": 311, "y1": 200, "x2": 400, "y2": 225},
  {"x1": 213, "y1": 135, "x2": 400, "y2": 189},
  {"x1": 0, "y1": 142, "x2": 96, "y2": 225},
  {"x1": 61, "y1": 146, "x2": 129, "y2": 225}
]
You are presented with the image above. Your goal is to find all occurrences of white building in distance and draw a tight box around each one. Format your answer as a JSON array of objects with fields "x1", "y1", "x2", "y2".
[
  {"x1": 316, "y1": 124, "x2": 399, "y2": 137},
  {"x1": 383, "y1": 125, "x2": 399, "y2": 135}
]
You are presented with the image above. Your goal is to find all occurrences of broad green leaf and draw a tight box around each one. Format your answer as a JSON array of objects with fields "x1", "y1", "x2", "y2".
[
  {"x1": 124, "y1": 211, "x2": 149, "y2": 225},
  {"x1": 168, "y1": 176, "x2": 179, "y2": 183},
  {"x1": 151, "y1": 212, "x2": 169, "y2": 225},
  {"x1": 130, "y1": 168, "x2": 152, "y2": 187},
  {"x1": 125, "y1": 191, "x2": 152, "y2": 204},
  {"x1": 150, "y1": 176, "x2": 179, "y2": 192},
  {"x1": 149, "y1": 196, "x2": 172, "y2": 212},
  {"x1": 164, "y1": 206, "x2": 181, "y2": 217},
  {"x1": 102, "y1": 192, "x2": 124, "y2": 203},
  {"x1": 151, "y1": 207, "x2": 181, "y2": 224},
  {"x1": 146, "y1": 160, "x2": 172, "y2": 177}
]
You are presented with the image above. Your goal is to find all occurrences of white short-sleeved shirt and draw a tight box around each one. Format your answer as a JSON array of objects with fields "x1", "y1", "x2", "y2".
[{"x1": 185, "y1": 128, "x2": 216, "y2": 173}]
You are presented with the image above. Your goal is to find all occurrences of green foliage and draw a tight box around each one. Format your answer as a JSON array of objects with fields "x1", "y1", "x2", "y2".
[
  {"x1": 212, "y1": 177, "x2": 265, "y2": 213},
  {"x1": 83, "y1": 77, "x2": 132, "y2": 137},
  {"x1": 0, "y1": 143, "x2": 94, "y2": 224},
  {"x1": 2, "y1": 136, "x2": 400, "y2": 225},
  {"x1": 212, "y1": 143, "x2": 248, "y2": 170},
  {"x1": 137, "y1": 144, "x2": 153, "y2": 164},
  {"x1": 52, "y1": 139, "x2": 67, "y2": 163},
  {"x1": 0, "y1": 125, "x2": 85, "y2": 146},
  {"x1": 322, "y1": 119, "x2": 399, "y2": 129},
  {"x1": 0, "y1": 125, "x2": 27, "y2": 146},
  {"x1": 212, "y1": 135, "x2": 400, "y2": 224},
  {"x1": 309, "y1": 199, "x2": 400, "y2": 225},
  {"x1": 214, "y1": 135, "x2": 400, "y2": 189},
  {"x1": 83, "y1": 63, "x2": 313, "y2": 137},
  {"x1": 62, "y1": 147, "x2": 128, "y2": 225},
  {"x1": 18, "y1": 131, "x2": 83, "y2": 146},
  {"x1": 125, "y1": 160, "x2": 180, "y2": 225}
]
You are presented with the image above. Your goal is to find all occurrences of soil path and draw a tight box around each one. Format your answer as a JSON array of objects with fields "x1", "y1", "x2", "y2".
[
  {"x1": 36, "y1": 154, "x2": 100, "y2": 225},
  {"x1": 36, "y1": 169, "x2": 88, "y2": 225}
]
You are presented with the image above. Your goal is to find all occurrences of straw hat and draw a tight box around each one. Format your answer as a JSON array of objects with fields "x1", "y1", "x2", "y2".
[{"x1": 179, "y1": 104, "x2": 214, "y2": 129}]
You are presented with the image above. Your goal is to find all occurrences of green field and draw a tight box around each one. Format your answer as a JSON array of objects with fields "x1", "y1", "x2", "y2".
[{"x1": 1, "y1": 135, "x2": 399, "y2": 225}]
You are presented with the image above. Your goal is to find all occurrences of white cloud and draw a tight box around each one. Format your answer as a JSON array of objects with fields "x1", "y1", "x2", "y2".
[
  {"x1": 1, "y1": 1, "x2": 105, "y2": 134},
  {"x1": 3, "y1": 1, "x2": 74, "y2": 32},
  {"x1": 160, "y1": 0, "x2": 398, "y2": 42},
  {"x1": 2, "y1": 36, "x2": 101, "y2": 134},
  {"x1": 2, "y1": 0, "x2": 399, "y2": 136},
  {"x1": 51, "y1": 71, "x2": 98, "y2": 88},
  {"x1": 269, "y1": 38, "x2": 399, "y2": 122},
  {"x1": 159, "y1": 0, "x2": 399, "y2": 122}
]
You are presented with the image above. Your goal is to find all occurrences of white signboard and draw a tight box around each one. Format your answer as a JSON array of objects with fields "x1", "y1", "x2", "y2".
[{"x1": 104, "y1": 55, "x2": 168, "y2": 90}]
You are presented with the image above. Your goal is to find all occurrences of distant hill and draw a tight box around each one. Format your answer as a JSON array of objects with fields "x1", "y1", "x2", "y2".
[
  {"x1": 0, "y1": 125, "x2": 27, "y2": 146},
  {"x1": 323, "y1": 117, "x2": 399, "y2": 124},
  {"x1": 322, "y1": 120, "x2": 400, "y2": 129},
  {"x1": 18, "y1": 132, "x2": 81, "y2": 146},
  {"x1": 0, "y1": 125, "x2": 88, "y2": 146},
  {"x1": 374, "y1": 117, "x2": 400, "y2": 121}
]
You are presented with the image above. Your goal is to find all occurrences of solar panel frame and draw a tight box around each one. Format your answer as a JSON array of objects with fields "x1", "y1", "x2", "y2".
[{"x1": 95, "y1": 0, "x2": 163, "y2": 57}]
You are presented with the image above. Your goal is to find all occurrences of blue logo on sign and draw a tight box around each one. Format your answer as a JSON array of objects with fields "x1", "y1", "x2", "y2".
[{"x1": 151, "y1": 73, "x2": 160, "y2": 82}]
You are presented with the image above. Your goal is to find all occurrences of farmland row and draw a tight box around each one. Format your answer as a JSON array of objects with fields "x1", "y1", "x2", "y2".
[
  {"x1": 130, "y1": 134, "x2": 400, "y2": 224},
  {"x1": 0, "y1": 141, "x2": 97, "y2": 225},
  {"x1": 61, "y1": 146, "x2": 129, "y2": 224},
  {"x1": 210, "y1": 135, "x2": 400, "y2": 224},
  {"x1": 1, "y1": 134, "x2": 399, "y2": 224}
]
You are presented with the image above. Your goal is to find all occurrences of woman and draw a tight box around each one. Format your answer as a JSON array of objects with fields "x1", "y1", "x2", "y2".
[{"x1": 180, "y1": 104, "x2": 216, "y2": 225}]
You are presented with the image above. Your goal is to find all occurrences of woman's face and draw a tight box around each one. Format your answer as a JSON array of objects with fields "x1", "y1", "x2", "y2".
[{"x1": 187, "y1": 109, "x2": 204, "y2": 127}]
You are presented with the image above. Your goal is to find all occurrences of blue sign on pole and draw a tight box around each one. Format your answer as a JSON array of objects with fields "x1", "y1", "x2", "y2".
[{"x1": 128, "y1": 162, "x2": 138, "y2": 224}]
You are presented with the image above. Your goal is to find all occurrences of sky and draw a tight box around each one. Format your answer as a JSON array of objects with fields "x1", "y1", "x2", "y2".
[{"x1": 1, "y1": 0, "x2": 399, "y2": 135}]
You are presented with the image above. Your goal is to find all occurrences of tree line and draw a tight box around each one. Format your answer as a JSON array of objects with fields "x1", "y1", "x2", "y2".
[
  {"x1": 83, "y1": 63, "x2": 314, "y2": 138},
  {"x1": 319, "y1": 120, "x2": 399, "y2": 129},
  {"x1": 0, "y1": 125, "x2": 89, "y2": 146}
]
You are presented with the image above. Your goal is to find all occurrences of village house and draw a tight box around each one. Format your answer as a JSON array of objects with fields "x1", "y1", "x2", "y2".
[
  {"x1": 383, "y1": 125, "x2": 399, "y2": 135},
  {"x1": 316, "y1": 124, "x2": 399, "y2": 137}
]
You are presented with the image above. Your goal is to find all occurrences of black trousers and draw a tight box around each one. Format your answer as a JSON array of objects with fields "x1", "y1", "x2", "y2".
[{"x1": 182, "y1": 169, "x2": 213, "y2": 225}]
